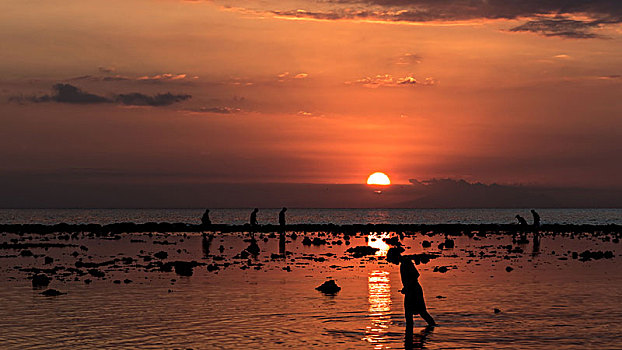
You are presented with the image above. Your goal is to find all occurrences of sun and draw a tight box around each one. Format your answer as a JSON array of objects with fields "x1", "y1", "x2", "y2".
[{"x1": 367, "y1": 172, "x2": 391, "y2": 185}]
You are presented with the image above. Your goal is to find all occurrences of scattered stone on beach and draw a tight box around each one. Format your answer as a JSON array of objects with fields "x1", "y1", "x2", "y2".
[
  {"x1": 316, "y1": 279, "x2": 341, "y2": 294},
  {"x1": 436, "y1": 295, "x2": 447, "y2": 299},
  {"x1": 302, "y1": 237, "x2": 312, "y2": 246},
  {"x1": 88, "y1": 269, "x2": 105, "y2": 278},
  {"x1": 207, "y1": 263, "x2": 219, "y2": 272},
  {"x1": 124, "y1": 279, "x2": 132, "y2": 284},
  {"x1": 505, "y1": 266, "x2": 514, "y2": 272},
  {"x1": 494, "y1": 308, "x2": 501, "y2": 314},
  {"x1": 444, "y1": 238, "x2": 455, "y2": 249},
  {"x1": 20, "y1": 250, "x2": 34, "y2": 257},
  {"x1": 421, "y1": 240, "x2": 432, "y2": 248},
  {"x1": 578, "y1": 250, "x2": 614, "y2": 262},
  {"x1": 383, "y1": 236, "x2": 401, "y2": 246},
  {"x1": 173, "y1": 261, "x2": 196, "y2": 276},
  {"x1": 154, "y1": 251, "x2": 168, "y2": 260},
  {"x1": 32, "y1": 273, "x2": 51, "y2": 288},
  {"x1": 41, "y1": 289, "x2": 65, "y2": 296},
  {"x1": 44, "y1": 256, "x2": 54, "y2": 265},
  {"x1": 346, "y1": 246, "x2": 379, "y2": 258},
  {"x1": 433, "y1": 266, "x2": 449, "y2": 273}
]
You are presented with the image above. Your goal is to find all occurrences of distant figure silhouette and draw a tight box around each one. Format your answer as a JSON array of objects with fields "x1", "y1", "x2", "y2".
[
  {"x1": 386, "y1": 247, "x2": 436, "y2": 333},
  {"x1": 515, "y1": 215, "x2": 528, "y2": 226},
  {"x1": 279, "y1": 207, "x2": 287, "y2": 226},
  {"x1": 531, "y1": 210, "x2": 541, "y2": 227},
  {"x1": 250, "y1": 208, "x2": 259, "y2": 226},
  {"x1": 201, "y1": 209, "x2": 211, "y2": 227}
]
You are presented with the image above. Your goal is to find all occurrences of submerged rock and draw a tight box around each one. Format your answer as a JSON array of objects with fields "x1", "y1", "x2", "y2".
[
  {"x1": 173, "y1": 261, "x2": 196, "y2": 276},
  {"x1": 316, "y1": 280, "x2": 341, "y2": 294},
  {"x1": 32, "y1": 274, "x2": 51, "y2": 288},
  {"x1": 154, "y1": 251, "x2": 168, "y2": 260},
  {"x1": 346, "y1": 246, "x2": 379, "y2": 258},
  {"x1": 41, "y1": 289, "x2": 65, "y2": 296}
]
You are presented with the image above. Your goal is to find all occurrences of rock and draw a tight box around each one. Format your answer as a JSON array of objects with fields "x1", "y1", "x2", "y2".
[
  {"x1": 154, "y1": 251, "x2": 168, "y2": 260},
  {"x1": 316, "y1": 280, "x2": 341, "y2": 294},
  {"x1": 88, "y1": 269, "x2": 105, "y2": 278},
  {"x1": 41, "y1": 289, "x2": 65, "y2": 296},
  {"x1": 84, "y1": 279, "x2": 92, "y2": 284},
  {"x1": 32, "y1": 274, "x2": 51, "y2": 288},
  {"x1": 346, "y1": 246, "x2": 379, "y2": 258},
  {"x1": 312, "y1": 238, "x2": 328, "y2": 245},
  {"x1": 173, "y1": 261, "x2": 195, "y2": 276},
  {"x1": 494, "y1": 308, "x2": 501, "y2": 314},
  {"x1": 383, "y1": 236, "x2": 401, "y2": 246},
  {"x1": 436, "y1": 295, "x2": 447, "y2": 299},
  {"x1": 505, "y1": 266, "x2": 513, "y2": 272},
  {"x1": 444, "y1": 238, "x2": 455, "y2": 248},
  {"x1": 20, "y1": 250, "x2": 34, "y2": 257},
  {"x1": 44, "y1": 256, "x2": 54, "y2": 265},
  {"x1": 438, "y1": 266, "x2": 448, "y2": 273},
  {"x1": 207, "y1": 264, "x2": 220, "y2": 272},
  {"x1": 421, "y1": 240, "x2": 432, "y2": 248},
  {"x1": 113, "y1": 280, "x2": 121, "y2": 284},
  {"x1": 124, "y1": 279, "x2": 132, "y2": 284},
  {"x1": 302, "y1": 237, "x2": 312, "y2": 246}
]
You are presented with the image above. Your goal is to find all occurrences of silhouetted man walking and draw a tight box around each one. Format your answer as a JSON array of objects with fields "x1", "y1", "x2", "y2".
[
  {"x1": 279, "y1": 207, "x2": 287, "y2": 226},
  {"x1": 386, "y1": 247, "x2": 436, "y2": 335},
  {"x1": 531, "y1": 210, "x2": 541, "y2": 227},
  {"x1": 201, "y1": 209, "x2": 211, "y2": 227},
  {"x1": 250, "y1": 208, "x2": 259, "y2": 226}
]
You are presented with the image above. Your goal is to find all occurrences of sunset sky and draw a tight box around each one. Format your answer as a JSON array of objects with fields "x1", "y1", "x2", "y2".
[{"x1": 1, "y1": 0, "x2": 622, "y2": 207}]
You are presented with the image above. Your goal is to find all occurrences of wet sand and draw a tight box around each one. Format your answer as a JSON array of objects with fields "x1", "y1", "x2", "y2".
[{"x1": 1, "y1": 224, "x2": 620, "y2": 349}]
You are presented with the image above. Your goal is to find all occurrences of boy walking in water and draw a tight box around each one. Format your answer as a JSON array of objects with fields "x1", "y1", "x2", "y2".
[{"x1": 386, "y1": 247, "x2": 436, "y2": 332}]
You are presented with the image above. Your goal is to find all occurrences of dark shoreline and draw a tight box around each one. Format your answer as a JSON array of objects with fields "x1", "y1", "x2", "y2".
[{"x1": 1, "y1": 222, "x2": 621, "y2": 235}]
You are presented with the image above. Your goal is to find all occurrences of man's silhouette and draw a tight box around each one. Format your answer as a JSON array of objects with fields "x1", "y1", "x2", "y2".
[
  {"x1": 201, "y1": 209, "x2": 211, "y2": 227},
  {"x1": 531, "y1": 210, "x2": 541, "y2": 227},
  {"x1": 515, "y1": 215, "x2": 528, "y2": 226},
  {"x1": 250, "y1": 208, "x2": 259, "y2": 226},
  {"x1": 386, "y1": 247, "x2": 436, "y2": 334},
  {"x1": 279, "y1": 207, "x2": 287, "y2": 226}
]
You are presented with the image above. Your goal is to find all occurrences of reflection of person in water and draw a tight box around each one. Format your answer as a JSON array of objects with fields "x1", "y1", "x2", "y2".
[
  {"x1": 250, "y1": 208, "x2": 259, "y2": 226},
  {"x1": 386, "y1": 247, "x2": 436, "y2": 334}
]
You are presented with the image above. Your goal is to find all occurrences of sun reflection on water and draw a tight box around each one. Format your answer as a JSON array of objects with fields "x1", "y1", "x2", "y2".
[
  {"x1": 364, "y1": 270, "x2": 392, "y2": 349},
  {"x1": 367, "y1": 232, "x2": 390, "y2": 256}
]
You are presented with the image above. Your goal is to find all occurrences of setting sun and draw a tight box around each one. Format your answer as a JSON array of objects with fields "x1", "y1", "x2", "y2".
[{"x1": 367, "y1": 172, "x2": 391, "y2": 186}]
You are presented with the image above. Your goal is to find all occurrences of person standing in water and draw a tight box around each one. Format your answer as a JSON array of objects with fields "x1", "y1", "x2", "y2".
[
  {"x1": 531, "y1": 210, "x2": 541, "y2": 227},
  {"x1": 250, "y1": 208, "x2": 259, "y2": 226},
  {"x1": 279, "y1": 207, "x2": 287, "y2": 227},
  {"x1": 201, "y1": 209, "x2": 211, "y2": 227},
  {"x1": 386, "y1": 247, "x2": 436, "y2": 333}
]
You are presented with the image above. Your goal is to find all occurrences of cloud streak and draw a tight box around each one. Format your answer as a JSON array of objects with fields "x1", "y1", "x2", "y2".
[
  {"x1": 229, "y1": 0, "x2": 622, "y2": 38},
  {"x1": 13, "y1": 84, "x2": 191, "y2": 107}
]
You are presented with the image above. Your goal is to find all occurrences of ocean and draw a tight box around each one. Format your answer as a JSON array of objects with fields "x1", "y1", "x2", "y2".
[{"x1": 1, "y1": 208, "x2": 620, "y2": 225}]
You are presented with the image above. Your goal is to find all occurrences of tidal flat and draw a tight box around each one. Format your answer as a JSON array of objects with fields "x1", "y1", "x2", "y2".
[{"x1": 1, "y1": 225, "x2": 620, "y2": 349}]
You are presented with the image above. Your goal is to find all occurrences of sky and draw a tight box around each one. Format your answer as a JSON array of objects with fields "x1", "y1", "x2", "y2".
[{"x1": 1, "y1": 0, "x2": 621, "y2": 207}]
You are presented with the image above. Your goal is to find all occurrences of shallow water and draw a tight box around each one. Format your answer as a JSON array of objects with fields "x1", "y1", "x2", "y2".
[
  {"x1": 1, "y1": 208, "x2": 621, "y2": 225},
  {"x1": 0, "y1": 230, "x2": 620, "y2": 349}
]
